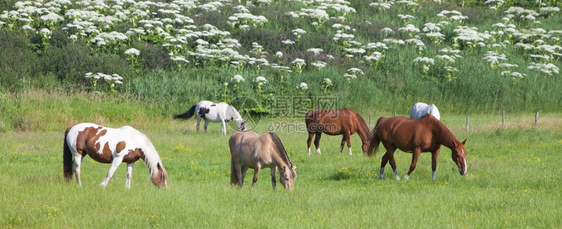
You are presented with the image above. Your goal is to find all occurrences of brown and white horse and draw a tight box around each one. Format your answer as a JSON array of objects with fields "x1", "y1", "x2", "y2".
[
  {"x1": 306, "y1": 109, "x2": 371, "y2": 155},
  {"x1": 367, "y1": 114, "x2": 467, "y2": 180},
  {"x1": 229, "y1": 131, "x2": 297, "y2": 190},
  {"x1": 63, "y1": 123, "x2": 167, "y2": 188}
]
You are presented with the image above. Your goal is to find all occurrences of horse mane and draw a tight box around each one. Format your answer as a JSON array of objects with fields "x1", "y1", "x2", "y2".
[
  {"x1": 419, "y1": 114, "x2": 457, "y2": 148},
  {"x1": 129, "y1": 128, "x2": 166, "y2": 180},
  {"x1": 267, "y1": 132, "x2": 293, "y2": 167},
  {"x1": 353, "y1": 111, "x2": 372, "y2": 140},
  {"x1": 226, "y1": 105, "x2": 242, "y2": 120}
]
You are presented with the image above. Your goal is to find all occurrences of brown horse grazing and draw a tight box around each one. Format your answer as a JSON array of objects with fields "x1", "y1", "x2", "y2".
[
  {"x1": 367, "y1": 114, "x2": 467, "y2": 180},
  {"x1": 306, "y1": 109, "x2": 371, "y2": 155},
  {"x1": 229, "y1": 131, "x2": 297, "y2": 190},
  {"x1": 64, "y1": 123, "x2": 168, "y2": 188}
]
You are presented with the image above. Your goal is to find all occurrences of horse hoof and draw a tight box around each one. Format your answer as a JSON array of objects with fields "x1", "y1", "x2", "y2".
[
  {"x1": 403, "y1": 175, "x2": 409, "y2": 180},
  {"x1": 395, "y1": 176, "x2": 400, "y2": 180}
]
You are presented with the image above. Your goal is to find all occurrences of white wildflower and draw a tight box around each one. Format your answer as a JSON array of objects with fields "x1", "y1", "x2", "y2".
[{"x1": 232, "y1": 74, "x2": 245, "y2": 82}]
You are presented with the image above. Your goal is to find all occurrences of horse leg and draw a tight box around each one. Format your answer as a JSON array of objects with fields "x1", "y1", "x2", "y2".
[
  {"x1": 344, "y1": 132, "x2": 353, "y2": 155},
  {"x1": 387, "y1": 147, "x2": 400, "y2": 180},
  {"x1": 196, "y1": 117, "x2": 202, "y2": 133},
  {"x1": 73, "y1": 154, "x2": 83, "y2": 186},
  {"x1": 238, "y1": 166, "x2": 248, "y2": 188},
  {"x1": 204, "y1": 120, "x2": 209, "y2": 133},
  {"x1": 379, "y1": 145, "x2": 399, "y2": 180},
  {"x1": 99, "y1": 156, "x2": 124, "y2": 188},
  {"x1": 431, "y1": 148, "x2": 441, "y2": 180},
  {"x1": 307, "y1": 132, "x2": 314, "y2": 155},
  {"x1": 404, "y1": 148, "x2": 421, "y2": 180},
  {"x1": 270, "y1": 167, "x2": 277, "y2": 190},
  {"x1": 125, "y1": 162, "x2": 134, "y2": 189},
  {"x1": 221, "y1": 120, "x2": 227, "y2": 135},
  {"x1": 314, "y1": 132, "x2": 322, "y2": 154},
  {"x1": 251, "y1": 167, "x2": 260, "y2": 189},
  {"x1": 240, "y1": 166, "x2": 249, "y2": 188}
]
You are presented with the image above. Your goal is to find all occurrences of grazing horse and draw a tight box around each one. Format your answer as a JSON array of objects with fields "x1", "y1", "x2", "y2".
[
  {"x1": 367, "y1": 114, "x2": 467, "y2": 180},
  {"x1": 305, "y1": 109, "x2": 371, "y2": 155},
  {"x1": 229, "y1": 131, "x2": 297, "y2": 190},
  {"x1": 174, "y1": 100, "x2": 245, "y2": 135},
  {"x1": 410, "y1": 102, "x2": 441, "y2": 120},
  {"x1": 63, "y1": 123, "x2": 168, "y2": 188}
]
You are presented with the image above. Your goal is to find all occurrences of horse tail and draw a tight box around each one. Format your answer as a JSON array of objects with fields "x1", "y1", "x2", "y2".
[
  {"x1": 63, "y1": 127, "x2": 74, "y2": 182},
  {"x1": 268, "y1": 132, "x2": 292, "y2": 166},
  {"x1": 174, "y1": 105, "x2": 196, "y2": 119},
  {"x1": 367, "y1": 117, "x2": 385, "y2": 157}
]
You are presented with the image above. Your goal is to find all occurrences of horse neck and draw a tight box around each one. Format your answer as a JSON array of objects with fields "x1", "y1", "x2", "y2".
[
  {"x1": 139, "y1": 137, "x2": 165, "y2": 178},
  {"x1": 354, "y1": 114, "x2": 372, "y2": 145},
  {"x1": 268, "y1": 133, "x2": 292, "y2": 168},
  {"x1": 226, "y1": 106, "x2": 242, "y2": 120},
  {"x1": 434, "y1": 121, "x2": 458, "y2": 149}
]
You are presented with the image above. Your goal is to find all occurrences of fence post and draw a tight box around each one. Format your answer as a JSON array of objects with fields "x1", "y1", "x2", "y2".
[
  {"x1": 394, "y1": 111, "x2": 397, "y2": 117},
  {"x1": 502, "y1": 110, "x2": 505, "y2": 128},
  {"x1": 466, "y1": 113, "x2": 469, "y2": 133},
  {"x1": 535, "y1": 111, "x2": 539, "y2": 127}
]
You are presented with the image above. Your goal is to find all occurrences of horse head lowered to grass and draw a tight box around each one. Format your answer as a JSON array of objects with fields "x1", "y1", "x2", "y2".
[
  {"x1": 174, "y1": 100, "x2": 245, "y2": 135},
  {"x1": 229, "y1": 131, "x2": 297, "y2": 190},
  {"x1": 63, "y1": 123, "x2": 167, "y2": 188},
  {"x1": 368, "y1": 114, "x2": 467, "y2": 180}
]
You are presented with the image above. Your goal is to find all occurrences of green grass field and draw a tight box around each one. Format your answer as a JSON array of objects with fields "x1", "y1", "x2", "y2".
[{"x1": 1, "y1": 115, "x2": 561, "y2": 228}]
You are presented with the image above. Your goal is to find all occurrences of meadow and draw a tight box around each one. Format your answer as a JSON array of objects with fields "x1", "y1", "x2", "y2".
[{"x1": 1, "y1": 111, "x2": 561, "y2": 228}]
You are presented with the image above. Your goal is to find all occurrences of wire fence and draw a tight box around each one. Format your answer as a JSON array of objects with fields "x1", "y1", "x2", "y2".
[{"x1": 366, "y1": 111, "x2": 562, "y2": 133}]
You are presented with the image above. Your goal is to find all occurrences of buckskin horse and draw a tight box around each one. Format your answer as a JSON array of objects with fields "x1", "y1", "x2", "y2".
[
  {"x1": 229, "y1": 131, "x2": 297, "y2": 190},
  {"x1": 174, "y1": 100, "x2": 246, "y2": 135},
  {"x1": 367, "y1": 114, "x2": 467, "y2": 180},
  {"x1": 63, "y1": 123, "x2": 168, "y2": 188},
  {"x1": 305, "y1": 109, "x2": 371, "y2": 155}
]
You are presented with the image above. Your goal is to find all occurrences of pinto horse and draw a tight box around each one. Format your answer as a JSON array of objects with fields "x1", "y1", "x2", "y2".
[
  {"x1": 63, "y1": 123, "x2": 168, "y2": 188},
  {"x1": 367, "y1": 114, "x2": 467, "y2": 180},
  {"x1": 410, "y1": 102, "x2": 441, "y2": 120},
  {"x1": 174, "y1": 100, "x2": 245, "y2": 135},
  {"x1": 305, "y1": 109, "x2": 371, "y2": 155},
  {"x1": 229, "y1": 131, "x2": 297, "y2": 190}
]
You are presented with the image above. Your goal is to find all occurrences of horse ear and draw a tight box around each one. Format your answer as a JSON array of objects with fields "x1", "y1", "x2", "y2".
[
  {"x1": 292, "y1": 164, "x2": 297, "y2": 170},
  {"x1": 462, "y1": 139, "x2": 467, "y2": 145}
]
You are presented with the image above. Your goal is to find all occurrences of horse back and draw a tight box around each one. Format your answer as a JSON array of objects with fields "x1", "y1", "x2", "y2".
[
  {"x1": 229, "y1": 131, "x2": 276, "y2": 169},
  {"x1": 379, "y1": 116, "x2": 440, "y2": 152},
  {"x1": 305, "y1": 109, "x2": 346, "y2": 134}
]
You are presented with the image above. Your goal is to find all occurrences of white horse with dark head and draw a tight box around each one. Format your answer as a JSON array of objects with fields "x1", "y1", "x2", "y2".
[
  {"x1": 410, "y1": 102, "x2": 441, "y2": 120},
  {"x1": 174, "y1": 100, "x2": 245, "y2": 135}
]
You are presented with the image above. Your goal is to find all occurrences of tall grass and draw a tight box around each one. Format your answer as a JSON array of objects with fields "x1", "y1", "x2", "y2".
[{"x1": 0, "y1": 0, "x2": 560, "y2": 116}]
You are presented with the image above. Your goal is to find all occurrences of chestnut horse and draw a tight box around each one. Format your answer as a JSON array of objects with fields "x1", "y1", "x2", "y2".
[
  {"x1": 63, "y1": 123, "x2": 168, "y2": 188},
  {"x1": 367, "y1": 114, "x2": 467, "y2": 180},
  {"x1": 229, "y1": 131, "x2": 297, "y2": 190},
  {"x1": 306, "y1": 109, "x2": 371, "y2": 155}
]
